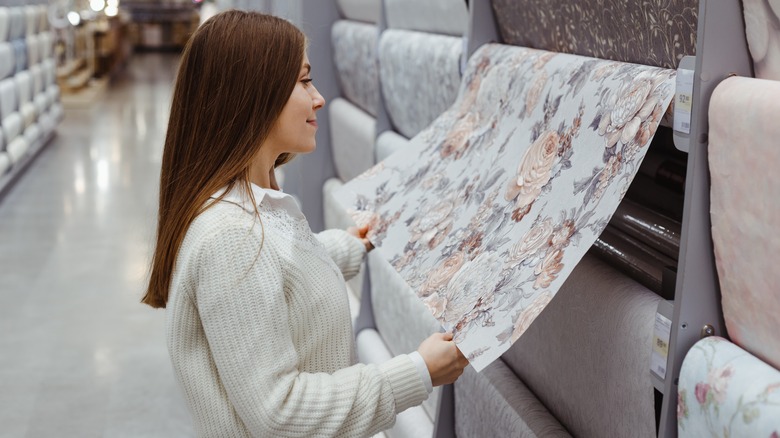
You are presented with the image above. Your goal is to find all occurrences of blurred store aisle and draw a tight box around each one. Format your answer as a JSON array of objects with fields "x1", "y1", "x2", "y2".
[{"x1": 0, "y1": 53, "x2": 194, "y2": 437}]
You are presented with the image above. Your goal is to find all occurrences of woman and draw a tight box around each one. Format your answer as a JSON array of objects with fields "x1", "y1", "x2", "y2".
[{"x1": 142, "y1": 11, "x2": 468, "y2": 437}]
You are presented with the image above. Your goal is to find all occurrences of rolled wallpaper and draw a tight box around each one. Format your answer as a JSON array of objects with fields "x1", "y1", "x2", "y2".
[
  {"x1": 336, "y1": 0, "x2": 380, "y2": 23},
  {"x1": 0, "y1": 8, "x2": 9, "y2": 42},
  {"x1": 338, "y1": 43, "x2": 676, "y2": 371},
  {"x1": 610, "y1": 198, "x2": 681, "y2": 260},
  {"x1": 0, "y1": 152, "x2": 10, "y2": 176},
  {"x1": 491, "y1": 0, "x2": 698, "y2": 70},
  {"x1": 384, "y1": 0, "x2": 469, "y2": 36},
  {"x1": 502, "y1": 254, "x2": 660, "y2": 437},
  {"x1": 678, "y1": 337, "x2": 780, "y2": 438},
  {"x1": 0, "y1": 42, "x2": 13, "y2": 80},
  {"x1": 709, "y1": 76, "x2": 780, "y2": 371},
  {"x1": 378, "y1": 29, "x2": 462, "y2": 138},
  {"x1": 12, "y1": 39, "x2": 26, "y2": 74},
  {"x1": 25, "y1": 33, "x2": 38, "y2": 67},
  {"x1": 329, "y1": 97, "x2": 376, "y2": 182},
  {"x1": 331, "y1": 20, "x2": 379, "y2": 116},
  {"x1": 375, "y1": 130, "x2": 409, "y2": 162},
  {"x1": 744, "y1": 0, "x2": 780, "y2": 80},
  {"x1": 8, "y1": 8, "x2": 23, "y2": 41}
]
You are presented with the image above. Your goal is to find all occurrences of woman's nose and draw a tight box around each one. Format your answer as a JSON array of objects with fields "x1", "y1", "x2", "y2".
[{"x1": 311, "y1": 85, "x2": 325, "y2": 110}]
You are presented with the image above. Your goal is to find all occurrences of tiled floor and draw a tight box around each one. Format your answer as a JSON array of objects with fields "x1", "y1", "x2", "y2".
[{"x1": 0, "y1": 53, "x2": 194, "y2": 437}]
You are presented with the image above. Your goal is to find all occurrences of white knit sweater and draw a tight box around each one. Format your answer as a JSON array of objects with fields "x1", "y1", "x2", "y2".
[{"x1": 166, "y1": 183, "x2": 429, "y2": 437}]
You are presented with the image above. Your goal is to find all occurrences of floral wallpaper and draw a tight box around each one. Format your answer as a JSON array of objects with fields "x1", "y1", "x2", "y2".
[
  {"x1": 491, "y1": 0, "x2": 698, "y2": 70},
  {"x1": 678, "y1": 337, "x2": 780, "y2": 437},
  {"x1": 332, "y1": 20, "x2": 379, "y2": 117},
  {"x1": 336, "y1": 44, "x2": 675, "y2": 371},
  {"x1": 378, "y1": 29, "x2": 462, "y2": 138},
  {"x1": 744, "y1": 0, "x2": 780, "y2": 80}
]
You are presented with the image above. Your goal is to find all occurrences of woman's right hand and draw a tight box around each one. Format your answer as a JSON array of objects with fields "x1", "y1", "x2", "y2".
[{"x1": 417, "y1": 332, "x2": 469, "y2": 386}]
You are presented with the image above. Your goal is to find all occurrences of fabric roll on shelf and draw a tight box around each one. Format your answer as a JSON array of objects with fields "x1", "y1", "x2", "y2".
[
  {"x1": 355, "y1": 328, "x2": 436, "y2": 438},
  {"x1": 592, "y1": 226, "x2": 676, "y2": 296},
  {"x1": 378, "y1": 29, "x2": 462, "y2": 138},
  {"x1": 384, "y1": 0, "x2": 469, "y2": 37},
  {"x1": 331, "y1": 20, "x2": 379, "y2": 117},
  {"x1": 23, "y1": 122, "x2": 40, "y2": 147},
  {"x1": 25, "y1": 33, "x2": 38, "y2": 67},
  {"x1": 491, "y1": 0, "x2": 698, "y2": 70},
  {"x1": 625, "y1": 172, "x2": 685, "y2": 223},
  {"x1": 329, "y1": 97, "x2": 376, "y2": 181},
  {"x1": 638, "y1": 150, "x2": 687, "y2": 194},
  {"x1": 6, "y1": 136, "x2": 27, "y2": 164},
  {"x1": 0, "y1": 8, "x2": 9, "y2": 42},
  {"x1": 677, "y1": 337, "x2": 780, "y2": 437},
  {"x1": 709, "y1": 76, "x2": 780, "y2": 371},
  {"x1": 24, "y1": 6, "x2": 37, "y2": 36},
  {"x1": 609, "y1": 198, "x2": 681, "y2": 260},
  {"x1": 0, "y1": 42, "x2": 13, "y2": 80},
  {"x1": 11, "y1": 39, "x2": 26, "y2": 74},
  {"x1": 8, "y1": 7, "x2": 23, "y2": 41},
  {"x1": 375, "y1": 130, "x2": 409, "y2": 162},
  {"x1": 743, "y1": 0, "x2": 780, "y2": 80},
  {"x1": 0, "y1": 152, "x2": 10, "y2": 176},
  {"x1": 335, "y1": 0, "x2": 380, "y2": 24},
  {"x1": 2, "y1": 112, "x2": 22, "y2": 145}
]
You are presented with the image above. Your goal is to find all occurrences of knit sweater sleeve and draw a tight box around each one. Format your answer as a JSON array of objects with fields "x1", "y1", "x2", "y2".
[
  {"x1": 195, "y1": 223, "x2": 427, "y2": 437},
  {"x1": 315, "y1": 229, "x2": 366, "y2": 281}
]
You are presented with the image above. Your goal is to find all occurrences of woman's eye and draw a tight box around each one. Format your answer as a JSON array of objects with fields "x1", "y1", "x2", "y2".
[{"x1": 301, "y1": 78, "x2": 313, "y2": 86}]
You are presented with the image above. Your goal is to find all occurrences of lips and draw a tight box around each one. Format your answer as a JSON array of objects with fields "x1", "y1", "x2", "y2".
[{"x1": 307, "y1": 119, "x2": 318, "y2": 128}]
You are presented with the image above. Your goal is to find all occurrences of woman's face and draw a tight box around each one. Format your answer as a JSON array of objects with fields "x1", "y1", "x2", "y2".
[{"x1": 265, "y1": 53, "x2": 325, "y2": 155}]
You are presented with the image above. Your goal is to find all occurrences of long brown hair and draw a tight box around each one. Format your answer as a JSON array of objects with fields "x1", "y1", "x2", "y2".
[{"x1": 142, "y1": 11, "x2": 306, "y2": 308}]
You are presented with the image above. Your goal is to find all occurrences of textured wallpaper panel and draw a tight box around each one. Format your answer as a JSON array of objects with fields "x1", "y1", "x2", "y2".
[
  {"x1": 744, "y1": 0, "x2": 780, "y2": 80},
  {"x1": 384, "y1": 0, "x2": 468, "y2": 36},
  {"x1": 379, "y1": 29, "x2": 462, "y2": 138},
  {"x1": 332, "y1": 20, "x2": 379, "y2": 116},
  {"x1": 338, "y1": 44, "x2": 675, "y2": 371},
  {"x1": 492, "y1": 0, "x2": 698, "y2": 69},
  {"x1": 709, "y1": 76, "x2": 780, "y2": 370}
]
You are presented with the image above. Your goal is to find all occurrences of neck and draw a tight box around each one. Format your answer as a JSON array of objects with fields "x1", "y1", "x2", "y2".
[{"x1": 248, "y1": 150, "x2": 281, "y2": 191}]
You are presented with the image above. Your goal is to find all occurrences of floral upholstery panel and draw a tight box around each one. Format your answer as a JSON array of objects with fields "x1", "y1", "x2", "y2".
[
  {"x1": 384, "y1": 0, "x2": 469, "y2": 36},
  {"x1": 491, "y1": 0, "x2": 698, "y2": 70},
  {"x1": 502, "y1": 254, "x2": 660, "y2": 437},
  {"x1": 332, "y1": 20, "x2": 379, "y2": 117},
  {"x1": 336, "y1": 0, "x2": 380, "y2": 24},
  {"x1": 338, "y1": 43, "x2": 676, "y2": 371},
  {"x1": 455, "y1": 359, "x2": 571, "y2": 438},
  {"x1": 375, "y1": 130, "x2": 409, "y2": 162},
  {"x1": 378, "y1": 29, "x2": 462, "y2": 138},
  {"x1": 678, "y1": 337, "x2": 780, "y2": 437},
  {"x1": 744, "y1": 0, "x2": 780, "y2": 80},
  {"x1": 709, "y1": 76, "x2": 780, "y2": 370},
  {"x1": 367, "y1": 250, "x2": 442, "y2": 419},
  {"x1": 329, "y1": 97, "x2": 376, "y2": 182}
]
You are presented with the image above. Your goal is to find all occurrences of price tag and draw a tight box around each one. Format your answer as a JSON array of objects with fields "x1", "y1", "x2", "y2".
[
  {"x1": 650, "y1": 311, "x2": 672, "y2": 379},
  {"x1": 673, "y1": 69, "x2": 694, "y2": 134}
]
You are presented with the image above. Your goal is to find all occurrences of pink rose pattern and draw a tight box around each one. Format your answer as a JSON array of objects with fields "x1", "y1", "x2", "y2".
[
  {"x1": 337, "y1": 44, "x2": 676, "y2": 371},
  {"x1": 678, "y1": 337, "x2": 780, "y2": 436}
]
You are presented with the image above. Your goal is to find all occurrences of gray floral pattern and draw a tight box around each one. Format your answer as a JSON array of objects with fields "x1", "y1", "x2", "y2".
[
  {"x1": 678, "y1": 337, "x2": 780, "y2": 437},
  {"x1": 492, "y1": 0, "x2": 698, "y2": 70},
  {"x1": 337, "y1": 44, "x2": 675, "y2": 371},
  {"x1": 378, "y1": 29, "x2": 462, "y2": 138},
  {"x1": 332, "y1": 20, "x2": 379, "y2": 116}
]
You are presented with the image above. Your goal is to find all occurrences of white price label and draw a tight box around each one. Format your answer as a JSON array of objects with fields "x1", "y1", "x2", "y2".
[
  {"x1": 650, "y1": 312, "x2": 672, "y2": 379},
  {"x1": 673, "y1": 69, "x2": 694, "y2": 134}
]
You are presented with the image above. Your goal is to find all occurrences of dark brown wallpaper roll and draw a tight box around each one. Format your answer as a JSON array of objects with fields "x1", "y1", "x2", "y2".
[{"x1": 491, "y1": 0, "x2": 699, "y2": 69}]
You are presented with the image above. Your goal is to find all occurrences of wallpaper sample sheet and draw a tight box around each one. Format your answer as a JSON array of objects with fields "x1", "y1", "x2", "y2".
[{"x1": 336, "y1": 44, "x2": 676, "y2": 371}]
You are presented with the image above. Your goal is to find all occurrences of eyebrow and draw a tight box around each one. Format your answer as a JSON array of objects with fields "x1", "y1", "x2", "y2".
[{"x1": 302, "y1": 64, "x2": 311, "y2": 74}]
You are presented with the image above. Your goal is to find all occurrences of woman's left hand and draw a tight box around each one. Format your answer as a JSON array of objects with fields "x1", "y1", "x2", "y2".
[{"x1": 347, "y1": 225, "x2": 374, "y2": 252}]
